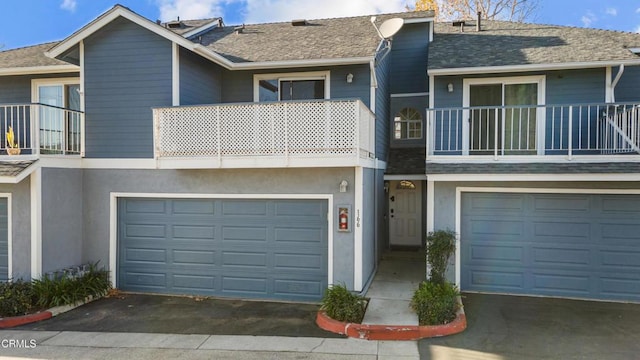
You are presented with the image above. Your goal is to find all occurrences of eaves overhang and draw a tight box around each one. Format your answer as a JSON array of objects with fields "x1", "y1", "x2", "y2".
[{"x1": 428, "y1": 59, "x2": 640, "y2": 76}]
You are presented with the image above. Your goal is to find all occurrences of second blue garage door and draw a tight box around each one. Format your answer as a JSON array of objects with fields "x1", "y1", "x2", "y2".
[
  {"x1": 118, "y1": 198, "x2": 328, "y2": 302},
  {"x1": 461, "y1": 192, "x2": 640, "y2": 302}
]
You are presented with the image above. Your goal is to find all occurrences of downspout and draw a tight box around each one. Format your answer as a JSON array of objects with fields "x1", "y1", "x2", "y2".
[{"x1": 611, "y1": 64, "x2": 625, "y2": 103}]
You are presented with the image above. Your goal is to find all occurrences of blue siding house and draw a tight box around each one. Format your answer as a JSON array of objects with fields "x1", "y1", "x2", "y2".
[{"x1": 0, "y1": 4, "x2": 639, "y2": 304}]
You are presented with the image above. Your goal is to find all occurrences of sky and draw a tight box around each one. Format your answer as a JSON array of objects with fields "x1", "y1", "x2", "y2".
[{"x1": 1, "y1": 0, "x2": 640, "y2": 50}]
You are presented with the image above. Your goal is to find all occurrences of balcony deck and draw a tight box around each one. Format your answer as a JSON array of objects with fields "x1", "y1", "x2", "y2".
[
  {"x1": 427, "y1": 102, "x2": 640, "y2": 163},
  {"x1": 153, "y1": 99, "x2": 376, "y2": 169}
]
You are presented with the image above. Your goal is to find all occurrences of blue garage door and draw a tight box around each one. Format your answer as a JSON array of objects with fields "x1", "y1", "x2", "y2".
[
  {"x1": 118, "y1": 198, "x2": 328, "y2": 302},
  {"x1": 0, "y1": 199, "x2": 7, "y2": 281},
  {"x1": 461, "y1": 192, "x2": 640, "y2": 302}
]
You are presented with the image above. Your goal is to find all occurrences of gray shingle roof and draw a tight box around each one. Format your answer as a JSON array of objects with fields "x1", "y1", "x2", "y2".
[
  {"x1": 197, "y1": 11, "x2": 433, "y2": 62},
  {"x1": 0, "y1": 42, "x2": 67, "y2": 70},
  {"x1": 0, "y1": 160, "x2": 36, "y2": 177},
  {"x1": 387, "y1": 147, "x2": 426, "y2": 175},
  {"x1": 425, "y1": 162, "x2": 640, "y2": 174},
  {"x1": 429, "y1": 20, "x2": 640, "y2": 70}
]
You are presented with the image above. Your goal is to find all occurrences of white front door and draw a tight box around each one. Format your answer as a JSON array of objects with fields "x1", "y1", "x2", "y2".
[{"x1": 389, "y1": 180, "x2": 422, "y2": 247}]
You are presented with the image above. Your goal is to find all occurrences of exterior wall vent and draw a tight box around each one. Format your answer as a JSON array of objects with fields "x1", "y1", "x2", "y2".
[{"x1": 292, "y1": 19, "x2": 307, "y2": 26}]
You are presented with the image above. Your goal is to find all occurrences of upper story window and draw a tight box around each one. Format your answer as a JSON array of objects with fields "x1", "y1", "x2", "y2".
[
  {"x1": 394, "y1": 107, "x2": 422, "y2": 140},
  {"x1": 254, "y1": 71, "x2": 330, "y2": 102}
]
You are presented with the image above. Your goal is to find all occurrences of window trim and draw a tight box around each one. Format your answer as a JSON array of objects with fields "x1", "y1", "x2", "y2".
[
  {"x1": 31, "y1": 77, "x2": 81, "y2": 105},
  {"x1": 393, "y1": 107, "x2": 423, "y2": 140},
  {"x1": 253, "y1": 71, "x2": 331, "y2": 102},
  {"x1": 462, "y1": 75, "x2": 546, "y2": 155}
]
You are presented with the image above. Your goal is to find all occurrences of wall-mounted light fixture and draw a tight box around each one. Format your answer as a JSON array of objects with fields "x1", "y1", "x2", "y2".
[
  {"x1": 447, "y1": 83, "x2": 454, "y2": 93},
  {"x1": 339, "y1": 180, "x2": 349, "y2": 193},
  {"x1": 346, "y1": 73, "x2": 354, "y2": 83}
]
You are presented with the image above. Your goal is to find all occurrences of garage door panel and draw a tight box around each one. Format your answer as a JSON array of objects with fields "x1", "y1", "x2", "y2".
[
  {"x1": 469, "y1": 219, "x2": 524, "y2": 238},
  {"x1": 172, "y1": 249, "x2": 217, "y2": 265},
  {"x1": 532, "y1": 221, "x2": 590, "y2": 243},
  {"x1": 275, "y1": 227, "x2": 324, "y2": 245},
  {"x1": 123, "y1": 271, "x2": 167, "y2": 288},
  {"x1": 531, "y1": 272, "x2": 590, "y2": 293},
  {"x1": 172, "y1": 225, "x2": 216, "y2": 240},
  {"x1": 600, "y1": 249, "x2": 640, "y2": 269},
  {"x1": 172, "y1": 200, "x2": 215, "y2": 215},
  {"x1": 600, "y1": 275, "x2": 640, "y2": 298},
  {"x1": 125, "y1": 247, "x2": 167, "y2": 264},
  {"x1": 462, "y1": 192, "x2": 640, "y2": 302},
  {"x1": 172, "y1": 274, "x2": 217, "y2": 291},
  {"x1": 464, "y1": 194, "x2": 524, "y2": 213},
  {"x1": 222, "y1": 200, "x2": 268, "y2": 216},
  {"x1": 465, "y1": 269, "x2": 524, "y2": 290},
  {"x1": 601, "y1": 197, "x2": 640, "y2": 214},
  {"x1": 222, "y1": 226, "x2": 267, "y2": 244},
  {"x1": 274, "y1": 253, "x2": 323, "y2": 271},
  {"x1": 222, "y1": 251, "x2": 267, "y2": 268},
  {"x1": 124, "y1": 223, "x2": 166, "y2": 238},
  {"x1": 126, "y1": 199, "x2": 166, "y2": 213},
  {"x1": 468, "y1": 244, "x2": 524, "y2": 263},
  {"x1": 532, "y1": 195, "x2": 590, "y2": 213},
  {"x1": 274, "y1": 279, "x2": 323, "y2": 297},
  {"x1": 274, "y1": 201, "x2": 325, "y2": 218},
  {"x1": 532, "y1": 247, "x2": 590, "y2": 267},
  {"x1": 222, "y1": 275, "x2": 267, "y2": 294}
]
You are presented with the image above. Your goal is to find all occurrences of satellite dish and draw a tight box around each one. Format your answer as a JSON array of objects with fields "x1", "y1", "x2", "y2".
[{"x1": 378, "y1": 18, "x2": 404, "y2": 39}]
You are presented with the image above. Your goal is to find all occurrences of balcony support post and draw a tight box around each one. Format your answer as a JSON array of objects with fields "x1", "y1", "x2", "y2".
[{"x1": 568, "y1": 106, "x2": 573, "y2": 160}]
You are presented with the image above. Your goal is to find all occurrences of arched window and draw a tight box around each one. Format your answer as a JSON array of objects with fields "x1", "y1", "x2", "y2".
[{"x1": 394, "y1": 108, "x2": 422, "y2": 140}]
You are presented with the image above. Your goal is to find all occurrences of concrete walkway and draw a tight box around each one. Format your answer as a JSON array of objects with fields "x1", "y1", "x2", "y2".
[
  {"x1": 362, "y1": 251, "x2": 425, "y2": 326},
  {"x1": 0, "y1": 330, "x2": 420, "y2": 359}
]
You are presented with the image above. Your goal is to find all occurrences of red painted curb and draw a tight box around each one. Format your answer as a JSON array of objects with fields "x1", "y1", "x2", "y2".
[
  {"x1": 0, "y1": 311, "x2": 52, "y2": 329},
  {"x1": 316, "y1": 305, "x2": 467, "y2": 340}
]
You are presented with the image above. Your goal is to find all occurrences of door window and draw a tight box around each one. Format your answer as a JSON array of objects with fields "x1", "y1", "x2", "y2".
[{"x1": 35, "y1": 81, "x2": 81, "y2": 154}]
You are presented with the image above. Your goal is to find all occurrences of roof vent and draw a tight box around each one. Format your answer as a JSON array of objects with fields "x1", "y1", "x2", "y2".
[
  {"x1": 167, "y1": 21, "x2": 183, "y2": 29},
  {"x1": 630, "y1": 48, "x2": 640, "y2": 56},
  {"x1": 452, "y1": 20, "x2": 465, "y2": 32},
  {"x1": 291, "y1": 19, "x2": 307, "y2": 26},
  {"x1": 234, "y1": 25, "x2": 245, "y2": 34}
]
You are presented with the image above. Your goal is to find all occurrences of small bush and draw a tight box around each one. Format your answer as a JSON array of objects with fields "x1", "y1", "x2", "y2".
[
  {"x1": 320, "y1": 284, "x2": 367, "y2": 323},
  {"x1": 411, "y1": 281, "x2": 460, "y2": 326},
  {"x1": 0, "y1": 280, "x2": 36, "y2": 317},
  {"x1": 32, "y1": 264, "x2": 111, "y2": 308},
  {"x1": 426, "y1": 230, "x2": 456, "y2": 285}
]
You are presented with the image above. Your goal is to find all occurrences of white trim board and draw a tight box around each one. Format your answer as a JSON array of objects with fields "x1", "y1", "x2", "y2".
[
  {"x1": 453, "y1": 187, "x2": 640, "y2": 287},
  {"x1": 109, "y1": 192, "x2": 335, "y2": 289},
  {"x1": 353, "y1": 167, "x2": 364, "y2": 291},
  {"x1": 0, "y1": 65, "x2": 79, "y2": 76},
  {"x1": 0, "y1": 193, "x2": 12, "y2": 281},
  {"x1": 428, "y1": 60, "x2": 640, "y2": 76},
  {"x1": 30, "y1": 168, "x2": 42, "y2": 279}
]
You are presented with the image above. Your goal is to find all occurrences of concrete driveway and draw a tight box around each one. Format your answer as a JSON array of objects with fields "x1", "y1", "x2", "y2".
[{"x1": 419, "y1": 292, "x2": 640, "y2": 360}]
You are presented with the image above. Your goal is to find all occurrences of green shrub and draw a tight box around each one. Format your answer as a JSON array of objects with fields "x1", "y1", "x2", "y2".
[
  {"x1": 426, "y1": 230, "x2": 456, "y2": 285},
  {"x1": 320, "y1": 284, "x2": 367, "y2": 323},
  {"x1": 0, "y1": 280, "x2": 36, "y2": 317},
  {"x1": 411, "y1": 281, "x2": 460, "y2": 326},
  {"x1": 32, "y1": 263, "x2": 111, "y2": 308}
]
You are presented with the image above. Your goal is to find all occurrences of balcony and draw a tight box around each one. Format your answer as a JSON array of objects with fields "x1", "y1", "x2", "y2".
[
  {"x1": 0, "y1": 103, "x2": 83, "y2": 157},
  {"x1": 427, "y1": 102, "x2": 640, "y2": 162},
  {"x1": 153, "y1": 99, "x2": 376, "y2": 169}
]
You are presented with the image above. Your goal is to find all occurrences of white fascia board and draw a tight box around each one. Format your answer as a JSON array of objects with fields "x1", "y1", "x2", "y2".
[
  {"x1": 0, "y1": 65, "x2": 79, "y2": 76},
  {"x1": 383, "y1": 174, "x2": 428, "y2": 180},
  {"x1": 404, "y1": 17, "x2": 435, "y2": 24},
  {"x1": 426, "y1": 173, "x2": 640, "y2": 182},
  {"x1": 428, "y1": 60, "x2": 640, "y2": 76},
  {"x1": 182, "y1": 20, "x2": 220, "y2": 39},
  {"x1": 229, "y1": 56, "x2": 373, "y2": 71},
  {"x1": 46, "y1": 6, "x2": 217, "y2": 63}
]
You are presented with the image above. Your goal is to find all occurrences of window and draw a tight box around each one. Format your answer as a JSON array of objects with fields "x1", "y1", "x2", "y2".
[
  {"x1": 254, "y1": 71, "x2": 330, "y2": 102},
  {"x1": 32, "y1": 78, "x2": 81, "y2": 154},
  {"x1": 394, "y1": 108, "x2": 423, "y2": 140}
]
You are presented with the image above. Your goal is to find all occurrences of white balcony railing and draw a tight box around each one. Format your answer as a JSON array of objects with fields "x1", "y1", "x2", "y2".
[
  {"x1": 0, "y1": 103, "x2": 84, "y2": 156},
  {"x1": 427, "y1": 102, "x2": 640, "y2": 160},
  {"x1": 153, "y1": 99, "x2": 375, "y2": 166}
]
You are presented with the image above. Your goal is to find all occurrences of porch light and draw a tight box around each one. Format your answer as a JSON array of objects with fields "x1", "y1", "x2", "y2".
[
  {"x1": 447, "y1": 83, "x2": 454, "y2": 93},
  {"x1": 346, "y1": 73, "x2": 354, "y2": 83},
  {"x1": 339, "y1": 180, "x2": 349, "y2": 193}
]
